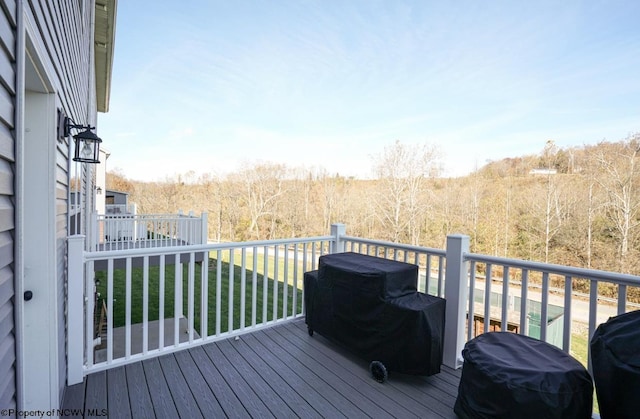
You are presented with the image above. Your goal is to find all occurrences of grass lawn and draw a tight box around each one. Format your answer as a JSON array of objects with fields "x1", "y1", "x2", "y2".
[
  {"x1": 570, "y1": 330, "x2": 589, "y2": 366},
  {"x1": 219, "y1": 247, "x2": 320, "y2": 286},
  {"x1": 95, "y1": 256, "x2": 303, "y2": 337},
  {"x1": 571, "y1": 329, "x2": 599, "y2": 414}
]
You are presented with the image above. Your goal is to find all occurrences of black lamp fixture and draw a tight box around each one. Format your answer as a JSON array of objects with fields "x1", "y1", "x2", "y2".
[{"x1": 62, "y1": 115, "x2": 102, "y2": 164}]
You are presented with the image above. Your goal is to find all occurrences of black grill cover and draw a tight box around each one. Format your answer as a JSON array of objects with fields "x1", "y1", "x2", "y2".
[
  {"x1": 454, "y1": 332, "x2": 593, "y2": 419},
  {"x1": 304, "y1": 252, "x2": 445, "y2": 376},
  {"x1": 591, "y1": 310, "x2": 640, "y2": 419}
]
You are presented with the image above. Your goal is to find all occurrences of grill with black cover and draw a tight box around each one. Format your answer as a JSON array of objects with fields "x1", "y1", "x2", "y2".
[
  {"x1": 591, "y1": 309, "x2": 640, "y2": 419},
  {"x1": 454, "y1": 332, "x2": 593, "y2": 419},
  {"x1": 304, "y1": 252, "x2": 445, "y2": 381}
]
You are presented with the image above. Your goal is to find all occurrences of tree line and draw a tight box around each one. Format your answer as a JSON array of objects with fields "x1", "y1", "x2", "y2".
[{"x1": 107, "y1": 134, "x2": 640, "y2": 283}]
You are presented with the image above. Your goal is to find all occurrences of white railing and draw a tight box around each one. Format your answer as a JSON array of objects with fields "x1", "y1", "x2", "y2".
[
  {"x1": 463, "y1": 252, "x2": 640, "y2": 364},
  {"x1": 344, "y1": 234, "x2": 640, "y2": 371},
  {"x1": 68, "y1": 224, "x2": 640, "y2": 383},
  {"x1": 105, "y1": 203, "x2": 137, "y2": 215},
  {"x1": 88, "y1": 211, "x2": 208, "y2": 251},
  {"x1": 70, "y1": 204, "x2": 82, "y2": 216},
  {"x1": 68, "y1": 232, "x2": 336, "y2": 379},
  {"x1": 341, "y1": 235, "x2": 447, "y2": 297}
]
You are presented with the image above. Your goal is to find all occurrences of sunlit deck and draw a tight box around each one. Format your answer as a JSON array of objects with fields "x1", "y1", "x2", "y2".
[
  {"x1": 65, "y1": 225, "x2": 632, "y2": 419},
  {"x1": 62, "y1": 318, "x2": 461, "y2": 418}
]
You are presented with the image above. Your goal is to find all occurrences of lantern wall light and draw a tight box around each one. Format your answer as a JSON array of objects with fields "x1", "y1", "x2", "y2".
[{"x1": 62, "y1": 116, "x2": 102, "y2": 164}]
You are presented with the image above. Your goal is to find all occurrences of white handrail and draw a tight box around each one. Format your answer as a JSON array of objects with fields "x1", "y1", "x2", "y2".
[
  {"x1": 333, "y1": 234, "x2": 639, "y2": 373},
  {"x1": 77, "y1": 234, "x2": 336, "y2": 375},
  {"x1": 68, "y1": 224, "x2": 639, "y2": 385}
]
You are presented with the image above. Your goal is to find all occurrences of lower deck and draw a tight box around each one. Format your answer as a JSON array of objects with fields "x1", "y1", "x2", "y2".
[{"x1": 62, "y1": 318, "x2": 461, "y2": 418}]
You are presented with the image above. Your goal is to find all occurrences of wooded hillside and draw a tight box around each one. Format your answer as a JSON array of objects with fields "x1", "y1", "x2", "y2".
[{"x1": 107, "y1": 134, "x2": 640, "y2": 277}]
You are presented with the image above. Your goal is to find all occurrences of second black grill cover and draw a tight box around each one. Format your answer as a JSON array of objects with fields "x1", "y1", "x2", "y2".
[
  {"x1": 305, "y1": 252, "x2": 445, "y2": 376},
  {"x1": 454, "y1": 332, "x2": 593, "y2": 419},
  {"x1": 591, "y1": 309, "x2": 640, "y2": 419}
]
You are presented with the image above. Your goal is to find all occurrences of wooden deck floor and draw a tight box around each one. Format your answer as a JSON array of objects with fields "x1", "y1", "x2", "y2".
[{"x1": 62, "y1": 318, "x2": 461, "y2": 418}]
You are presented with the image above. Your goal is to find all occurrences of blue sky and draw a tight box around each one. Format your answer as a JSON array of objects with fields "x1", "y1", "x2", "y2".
[{"x1": 98, "y1": 0, "x2": 640, "y2": 181}]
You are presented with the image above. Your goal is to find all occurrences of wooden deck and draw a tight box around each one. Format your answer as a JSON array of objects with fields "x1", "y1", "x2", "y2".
[{"x1": 62, "y1": 318, "x2": 461, "y2": 418}]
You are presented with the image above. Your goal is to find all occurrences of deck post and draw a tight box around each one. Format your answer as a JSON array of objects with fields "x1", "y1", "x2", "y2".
[
  {"x1": 176, "y1": 210, "x2": 184, "y2": 245},
  {"x1": 176, "y1": 263, "x2": 184, "y2": 319},
  {"x1": 330, "y1": 223, "x2": 346, "y2": 253},
  {"x1": 188, "y1": 210, "x2": 195, "y2": 243},
  {"x1": 67, "y1": 235, "x2": 85, "y2": 384},
  {"x1": 88, "y1": 211, "x2": 98, "y2": 251},
  {"x1": 200, "y1": 212, "x2": 208, "y2": 244},
  {"x1": 443, "y1": 234, "x2": 469, "y2": 369}
]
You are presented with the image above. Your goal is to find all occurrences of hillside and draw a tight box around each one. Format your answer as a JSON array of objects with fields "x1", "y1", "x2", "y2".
[{"x1": 106, "y1": 135, "x2": 640, "y2": 282}]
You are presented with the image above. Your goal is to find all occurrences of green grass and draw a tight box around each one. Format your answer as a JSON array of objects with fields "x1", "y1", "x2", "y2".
[
  {"x1": 95, "y1": 257, "x2": 303, "y2": 336},
  {"x1": 571, "y1": 330, "x2": 599, "y2": 414},
  {"x1": 219, "y1": 248, "x2": 316, "y2": 286},
  {"x1": 570, "y1": 330, "x2": 589, "y2": 366}
]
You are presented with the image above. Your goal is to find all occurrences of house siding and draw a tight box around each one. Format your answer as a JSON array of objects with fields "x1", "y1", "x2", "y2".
[
  {"x1": 0, "y1": 0, "x2": 98, "y2": 410},
  {"x1": 25, "y1": 0, "x2": 94, "y2": 405},
  {"x1": 0, "y1": 0, "x2": 14, "y2": 411},
  {"x1": 0, "y1": 0, "x2": 100, "y2": 408}
]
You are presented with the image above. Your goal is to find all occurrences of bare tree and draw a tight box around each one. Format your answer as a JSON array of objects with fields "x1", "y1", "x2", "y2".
[
  {"x1": 589, "y1": 136, "x2": 640, "y2": 272},
  {"x1": 372, "y1": 140, "x2": 441, "y2": 244},
  {"x1": 541, "y1": 141, "x2": 564, "y2": 262},
  {"x1": 235, "y1": 162, "x2": 288, "y2": 240},
  {"x1": 105, "y1": 169, "x2": 134, "y2": 193}
]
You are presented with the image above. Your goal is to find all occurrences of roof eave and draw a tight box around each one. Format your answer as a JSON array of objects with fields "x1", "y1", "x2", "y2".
[{"x1": 94, "y1": 0, "x2": 117, "y2": 113}]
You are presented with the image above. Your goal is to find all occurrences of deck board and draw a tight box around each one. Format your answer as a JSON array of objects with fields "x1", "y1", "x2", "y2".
[
  {"x1": 201, "y1": 342, "x2": 275, "y2": 418},
  {"x1": 106, "y1": 367, "x2": 131, "y2": 418},
  {"x1": 252, "y1": 328, "x2": 360, "y2": 418},
  {"x1": 264, "y1": 325, "x2": 394, "y2": 418},
  {"x1": 286, "y1": 321, "x2": 455, "y2": 418},
  {"x1": 173, "y1": 349, "x2": 227, "y2": 417},
  {"x1": 217, "y1": 338, "x2": 298, "y2": 418},
  {"x1": 188, "y1": 346, "x2": 249, "y2": 417},
  {"x1": 60, "y1": 381, "x2": 85, "y2": 419},
  {"x1": 63, "y1": 318, "x2": 461, "y2": 418},
  {"x1": 158, "y1": 355, "x2": 203, "y2": 418},
  {"x1": 282, "y1": 320, "x2": 446, "y2": 418},
  {"x1": 142, "y1": 358, "x2": 180, "y2": 418},
  {"x1": 84, "y1": 370, "x2": 107, "y2": 413},
  {"x1": 124, "y1": 362, "x2": 155, "y2": 419},
  {"x1": 241, "y1": 332, "x2": 344, "y2": 418},
  {"x1": 226, "y1": 334, "x2": 322, "y2": 418}
]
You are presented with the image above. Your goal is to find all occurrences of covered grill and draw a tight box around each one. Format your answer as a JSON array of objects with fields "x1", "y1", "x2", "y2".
[
  {"x1": 304, "y1": 252, "x2": 446, "y2": 381},
  {"x1": 591, "y1": 309, "x2": 640, "y2": 419}
]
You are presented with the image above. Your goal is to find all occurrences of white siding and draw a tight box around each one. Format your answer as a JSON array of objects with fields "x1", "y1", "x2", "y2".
[
  {"x1": 0, "y1": 0, "x2": 102, "y2": 407},
  {"x1": 25, "y1": 0, "x2": 94, "y2": 403},
  {"x1": 15, "y1": 0, "x2": 96, "y2": 407},
  {"x1": 0, "y1": 0, "x2": 14, "y2": 410}
]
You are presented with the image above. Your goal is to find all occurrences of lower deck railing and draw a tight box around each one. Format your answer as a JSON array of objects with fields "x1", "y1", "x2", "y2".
[
  {"x1": 67, "y1": 224, "x2": 640, "y2": 383},
  {"x1": 88, "y1": 212, "x2": 208, "y2": 251}
]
